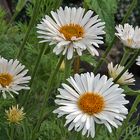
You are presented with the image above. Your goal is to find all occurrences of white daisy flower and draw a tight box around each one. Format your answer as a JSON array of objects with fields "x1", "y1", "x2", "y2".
[
  {"x1": 37, "y1": 7, "x2": 105, "y2": 60},
  {"x1": 0, "y1": 56, "x2": 31, "y2": 98},
  {"x1": 136, "y1": 56, "x2": 140, "y2": 66},
  {"x1": 108, "y1": 62, "x2": 135, "y2": 85},
  {"x1": 53, "y1": 72, "x2": 128, "y2": 138},
  {"x1": 115, "y1": 23, "x2": 140, "y2": 48}
]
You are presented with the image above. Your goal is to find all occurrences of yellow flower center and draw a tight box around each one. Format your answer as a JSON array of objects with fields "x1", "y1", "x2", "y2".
[
  {"x1": 59, "y1": 24, "x2": 84, "y2": 41},
  {"x1": 78, "y1": 92, "x2": 105, "y2": 115},
  {"x1": 6, "y1": 106, "x2": 25, "y2": 124},
  {"x1": 127, "y1": 38, "x2": 133, "y2": 46},
  {"x1": 0, "y1": 73, "x2": 13, "y2": 87}
]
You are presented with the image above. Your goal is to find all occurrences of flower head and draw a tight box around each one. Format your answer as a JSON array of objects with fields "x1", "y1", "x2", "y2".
[
  {"x1": 5, "y1": 105, "x2": 25, "y2": 124},
  {"x1": 108, "y1": 62, "x2": 135, "y2": 85},
  {"x1": 115, "y1": 23, "x2": 140, "y2": 48},
  {"x1": 37, "y1": 7, "x2": 105, "y2": 59},
  {"x1": 136, "y1": 56, "x2": 140, "y2": 66},
  {"x1": 0, "y1": 56, "x2": 31, "y2": 98},
  {"x1": 59, "y1": 60, "x2": 65, "y2": 71},
  {"x1": 53, "y1": 72, "x2": 128, "y2": 138}
]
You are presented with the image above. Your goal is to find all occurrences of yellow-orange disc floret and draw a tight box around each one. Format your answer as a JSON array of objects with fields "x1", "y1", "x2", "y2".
[
  {"x1": 0, "y1": 73, "x2": 13, "y2": 87},
  {"x1": 6, "y1": 105, "x2": 25, "y2": 124},
  {"x1": 59, "y1": 24, "x2": 84, "y2": 41},
  {"x1": 78, "y1": 92, "x2": 105, "y2": 115}
]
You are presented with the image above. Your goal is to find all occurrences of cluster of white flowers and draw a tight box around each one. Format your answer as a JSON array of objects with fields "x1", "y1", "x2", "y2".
[
  {"x1": 2, "y1": 6, "x2": 140, "y2": 138},
  {"x1": 36, "y1": 7, "x2": 140, "y2": 138},
  {"x1": 35, "y1": 6, "x2": 140, "y2": 138}
]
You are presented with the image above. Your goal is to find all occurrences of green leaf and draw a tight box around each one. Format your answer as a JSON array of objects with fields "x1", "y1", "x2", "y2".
[
  {"x1": 131, "y1": 137, "x2": 140, "y2": 140},
  {"x1": 84, "y1": 0, "x2": 117, "y2": 45}
]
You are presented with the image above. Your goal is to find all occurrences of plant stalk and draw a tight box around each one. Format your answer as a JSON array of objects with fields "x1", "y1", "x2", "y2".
[
  {"x1": 23, "y1": 44, "x2": 47, "y2": 106},
  {"x1": 114, "y1": 49, "x2": 140, "y2": 83},
  {"x1": 9, "y1": 11, "x2": 18, "y2": 25},
  {"x1": 10, "y1": 125, "x2": 14, "y2": 140},
  {"x1": 73, "y1": 56, "x2": 80, "y2": 74},
  {"x1": 120, "y1": 48, "x2": 132, "y2": 66},
  {"x1": 121, "y1": 0, "x2": 137, "y2": 24},
  {"x1": 31, "y1": 55, "x2": 64, "y2": 139},
  {"x1": 30, "y1": 45, "x2": 48, "y2": 87},
  {"x1": 64, "y1": 58, "x2": 72, "y2": 80},
  {"x1": 118, "y1": 95, "x2": 140, "y2": 138},
  {"x1": 16, "y1": 0, "x2": 41, "y2": 59}
]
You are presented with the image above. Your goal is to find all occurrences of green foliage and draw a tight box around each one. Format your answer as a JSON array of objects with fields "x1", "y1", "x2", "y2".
[
  {"x1": 0, "y1": 1, "x2": 63, "y2": 139},
  {"x1": 81, "y1": 53, "x2": 97, "y2": 68},
  {"x1": 0, "y1": 98, "x2": 15, "y2": 140},
  {"x1": 26, "y1": 0, "x2": 63, "y2": 20},
  {"x1": 0, "y1": 0, "x2": 140, "y2": 140},
  {"x1": 16, "y1": 0, "x2": 27, "y2": 12},
  {"x1": 122, "y1": 125, "x2": 140, "y2": 140},
  {"x1": 84, "y1": 0, "x2": 118, "y2": 45},
  {"x1": 0, "y1": 7, "x2": 8, "y2": 33}
]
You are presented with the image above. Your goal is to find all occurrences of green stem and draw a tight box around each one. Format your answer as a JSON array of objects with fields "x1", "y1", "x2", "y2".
[
  {"x1": 30, "y1": 45, "x2": 47, "y2": 87},
  {"x1": 93, "y1": 37, "x2": 116, "y2": 74},
  {"x1": 16, "y1": 0, "x2": 41, "y2": 59},
  {"x1": 23, "y1": 44, "x2": 47, "y2": 106},
  {"x1": 114, "y1": 49, "x2": 140, "y2": 83},
  {"x1": 112, "y1": 128, "x2": 118, "y2": 140},
  {"x1": 10, "y1": 125, "x2": 14, "y2": 140},
  {"x1": 120, "y1": 48, "x2": 132, "y2": 66},
  {"x1": 46, "y1": 55, "x2": 65, "y2": 98},
  {"x1": 122, "y1": 86, "x2": 140, "y2": 96},
  {"x1": 127, "y1": 95, "x2": 140, "y2": 122},
  {"x1": 93, "y1": 0, "x2": 137, "y2": 74},
  {"x1": 73, "y1": 56, "x2": 80, "y2": 74},
  {"x1": 31, "y1": 55, "x2": 64, "y2": 140},
  {"x1": 5, "y1": 11, "x2": 19, "y2": 34},
  {"x1": 95, "y1": 125, "x2": 102, "y2": 139},
  {"x1": 64, "y1": 58, "x2": 71, "y2": 80},
  {"x1": 22, "y1": 123, "x2": 27, "y2": 140},
  {"x1": 118, "y1": 95, "x2": 140, "y2": 138},
  {"x1": 9, "y1": 11, "x2": 19, "y2": 25},
  {"x1": 121, "y1": 0, "x2": 137, "y2": 25}
]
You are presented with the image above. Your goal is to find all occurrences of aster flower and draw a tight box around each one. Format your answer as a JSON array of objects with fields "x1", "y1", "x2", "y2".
[
  {"x1": 136, "y1": 56, "x2": 140, "y2": 66},
  {"x1": 5, "y1": 105, "x2": 25, "y2": 124},
  {"x1": 108, "y1": 62, "x2": 135, "y2": 85},
  {"x1": 115, "y1": 23, "x2": 140, "y2": 48},
  {"x1": 53, "y1": 72, "x2": 128, "y2": 138},
  {"x1": 37, "y1": 7, "x2": 105, "y2": 60},
  {"x1": 0, "y1": 56, "x2": 31, "y2": 98}
]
